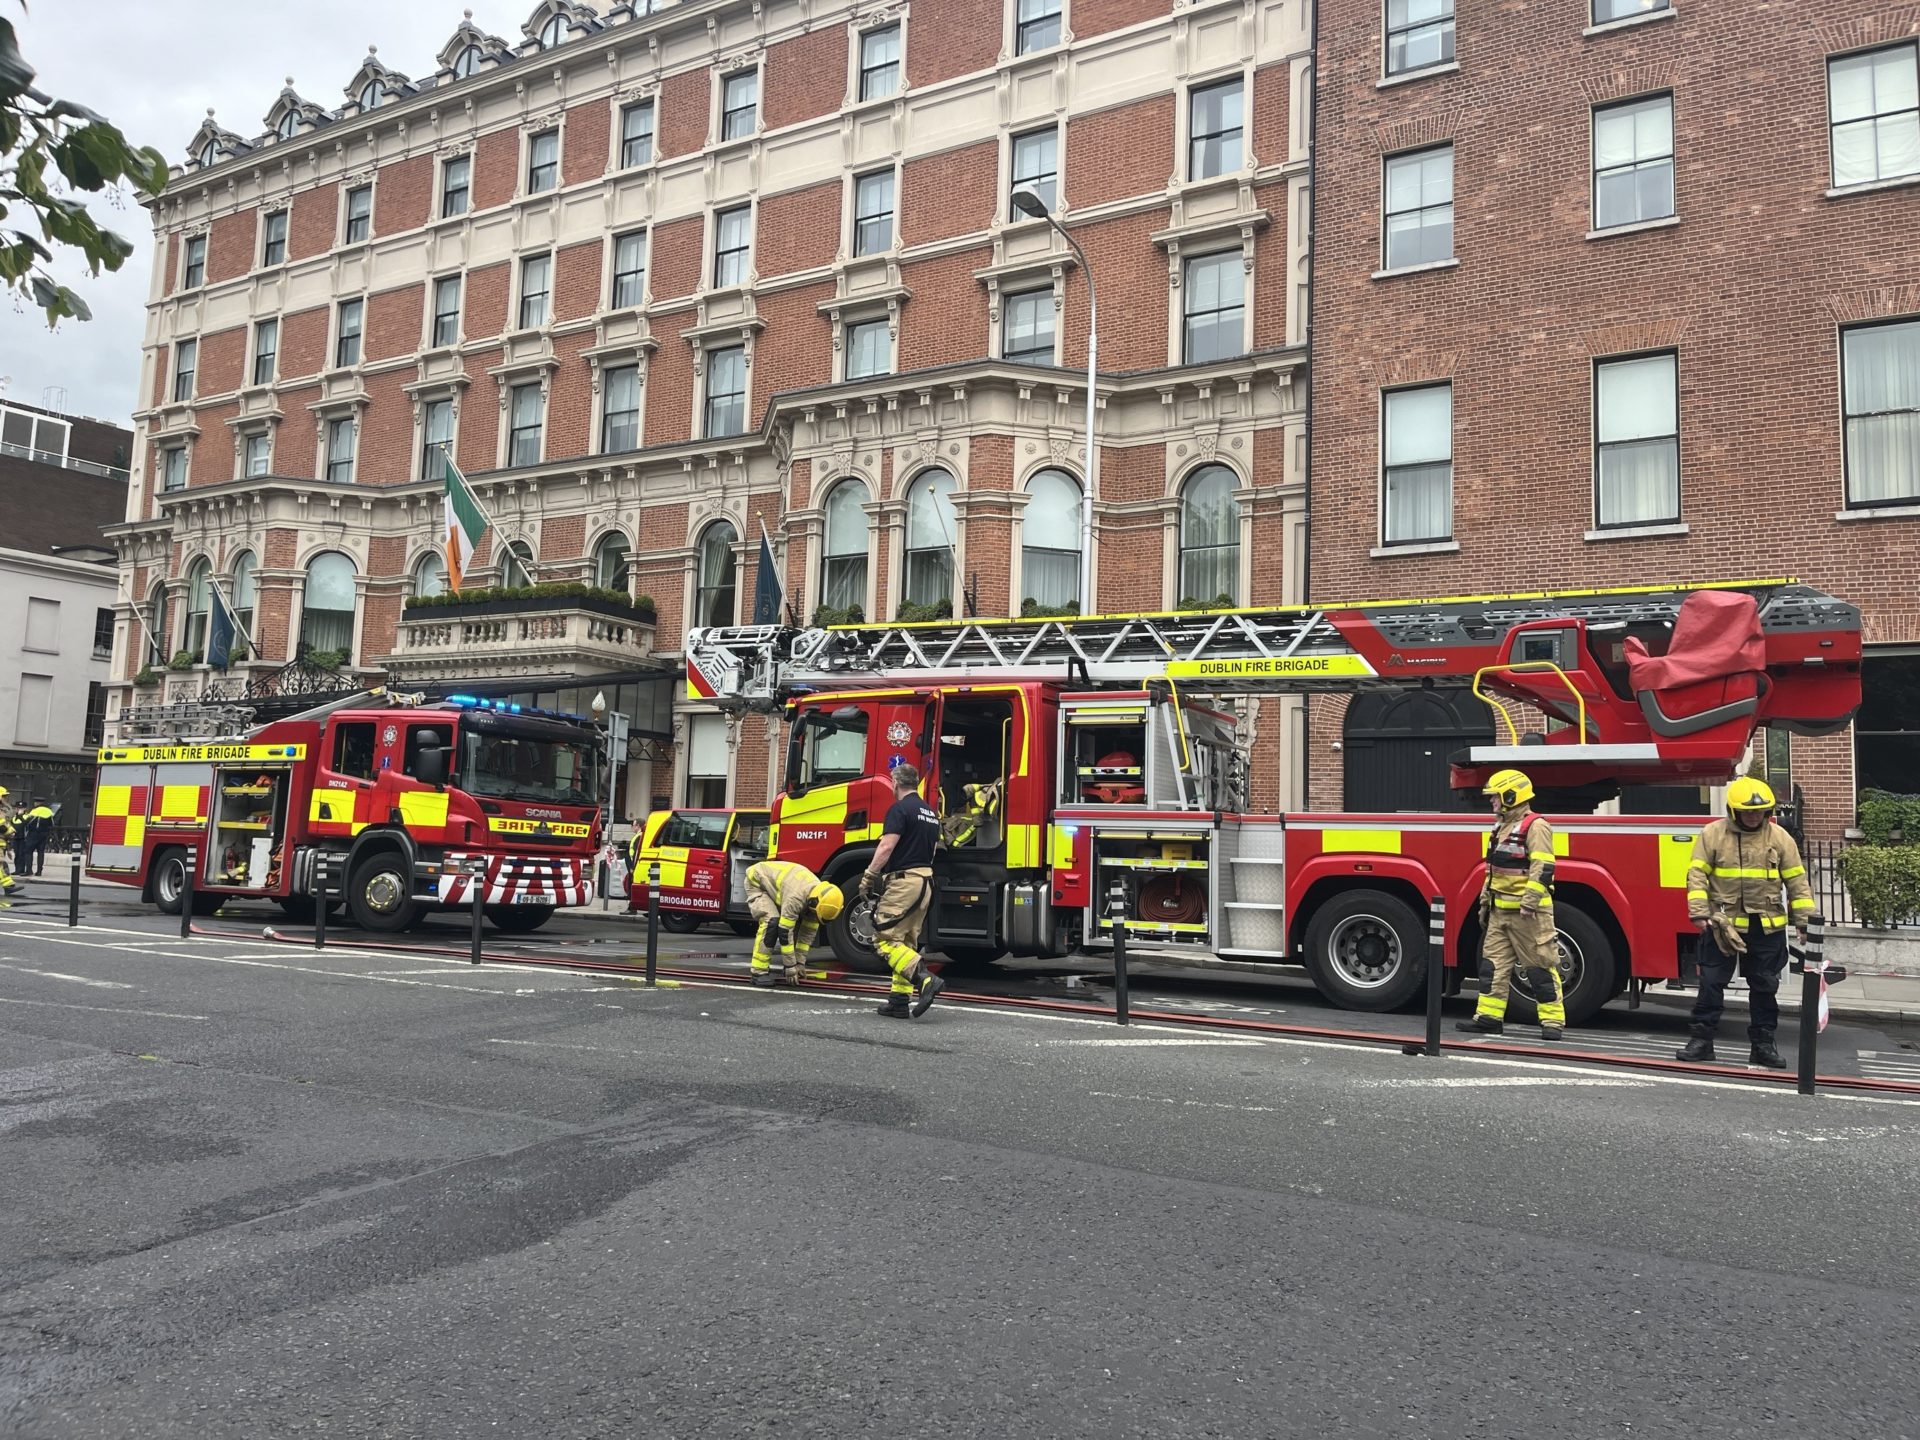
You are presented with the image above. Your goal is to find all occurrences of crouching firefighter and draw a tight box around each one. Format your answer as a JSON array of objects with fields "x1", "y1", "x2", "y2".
[
  {"x1": 859, "y1": 763, "x2": 945, "y2": 1019},
  {"x1": 744, "y1": 859, "x2": 844, "y2": 987},
  {"x1": 1457, "y1": 768, "x2": 1568, "y2": 1041},
  {"x1": 1676, "y1": 778, "x2": 1813, "y2": 1069}
]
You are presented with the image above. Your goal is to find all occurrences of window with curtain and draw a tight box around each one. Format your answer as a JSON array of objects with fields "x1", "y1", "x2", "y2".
[
  {"x1": 502, "y1": 540, "x2": 537, "y2": 589},
  {"x1": 1010, "y1": 128, "x2": 1058, "y2": 215},
  {"x1": 325, "y1": 417, "x2": 356, "y2": 484},
  {"x1": 1182, "y1": 252, "x2": 1245, "y2": 363},
  {"x1": 722, "y1": 70, "x2": 759, "y2": 141},
  {"x1": 1843, "y1": 318, "x2": 1920, "y2": 506},
  {"x1": 1383, "y1": 383, "x2": 1453, "y2": 543},
  {"x1": 713, "y1": 206, "x2": 752, "y2": 287},
  {"x1": 1188, "y1": 78, "x2": 1244, "y2": 180},
  {"x1": 846, "y1": 319, "x2": 890, "y2": 379},
  {"x1": 432, "y1": 276, "x2": 462, "y2": 347},
  {"x1": 602, "y1": 365, "x2": 641, "y2": 453},
  {"x1": 1003, "y1": 288, "x2": 1055, "y2": 363},
  {"x1": 519, "y1": 253, "x2": 551, "y2": 329},
  {"x1": 422, "y1": 398, "x2": 454, "y2": 481},
  {"x1": 185, "y1": 560, "x2": 212, "y2": 657},
  {"x1": 161, "y1": 446, "x2": 188, "y2": 492},
  {"x1": 526, "y1": 130, "x2": 559, "y2": 193},
  {"x1": 230, "y1": 550, "x2": 258, "y2": 639},
  {"x1": 251, "y1": 319, "x2": 278, "y2": 384},
  {"x1": 820, "y1": 480, "x2": 869, "y2": 618},
  {"x1": 904, "y1": 469, "x2": 958, "y2": 612},
  {"x1": 1016, "y1": 0, "x2": 1062, "y2": 54},
  {"x1": 508, "y1": 383, "x2": 544, "y2": 466},
  {"x1": 1595, "y1": 352, "x2": 1679, "y2": 526},
  {"x1": 244, "y1": 433, "x2": 271, "y2": 477},
  {"x1": 441, "y1": 155, "x2": 471, "y2": 216},
  {"x1": 613, "y1": 230, "x2": 647, "y2": 308},
  {"x1": 595, "y1": 532, "x2": 631, "y2": 592},
  {"x1": 854, "y1": 170, "x2": 895, "y2": 256},
  {"x1": 1592, "y1": 94, "x2": 1674, "y2": 229},
  {"x1": 145, "y1": 585, "x2": 169, "y2": 668},
  {"x1": 686, "y1": 713, "x2": 729, "y2": 807},
  {"x1": 859, "y1": 24, "x2": 901, "y2": 101},
  {"x1": 620, "y1": 101, "x2": 655, "y2": 167},
  {"x1": 1828, "y1": 43, "x2": 1920, "y2": 189},
  {"x1": 1593, "y1": 0, "x2": 1667, "y2": 19},
  {"x1": 412, "y1": 551, "x2": 447, "y2": 599},
  {"x1": 1178, "y1": 465, "x2": 1240, "y2": 605},
  {"x1": 300, "y1": 552, "x2": 357, "y2": 660},
  {"x1": 696, "y1": 522, "x2": 739, "y2": 627},
  {"x1": 1022, "y1": 469, "x2": 1082, "y2": 613},
  {"x1": 705, "y1": 345, "x2": 746, "y2": 437}
]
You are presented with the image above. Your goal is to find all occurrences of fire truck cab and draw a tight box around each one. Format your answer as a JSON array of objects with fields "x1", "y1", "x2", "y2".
[{"x1": 90, "y1": 693, "x2": 604, "y2": 933}]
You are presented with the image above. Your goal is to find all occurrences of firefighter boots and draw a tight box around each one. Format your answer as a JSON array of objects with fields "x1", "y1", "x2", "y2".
[
  {"x1": 875, "y1": 993, "x2": 911, "y2": 1019},
  {"x1": 1539, "y1": 1024, "x2": 1564, "y2": 1042},
  {"x1": 911, "y1": 967, "x2": 944, "y2": 1018},
  {"x1": 1676, "y1": 1026, "x2": 1716, "y2": 1063},
  {"x1": 753, "y1": 970, "x2": 777, "y2": 988},
  {"x1": 1455, "y1": 1014, "x2": 1504, "y2": 1036},
  {"x1": 1748, "y1": 1028, "x2": 1786, "y2": 1069}
]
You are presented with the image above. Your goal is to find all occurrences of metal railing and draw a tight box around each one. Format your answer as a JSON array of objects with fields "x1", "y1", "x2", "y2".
[{"x1": 1801, "y1": 838, "x2": 1920, "y2": 929}]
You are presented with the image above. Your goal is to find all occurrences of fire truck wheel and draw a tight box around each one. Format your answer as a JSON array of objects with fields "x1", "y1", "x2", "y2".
[
  {"x1": 660, "y1": 913, "x2": 703, "y2": 934},
  {"x1": 486, "y1": 904, "x2": 555, "y2": 933},
  {"x1": 345, "y1": 853, "x2": 417, "y2": 933},
  {"x1": 1301, "y1": 890, "x2": 1426, "y2": 1012},
  {"x1": 152, "y1": 849, "x2": 189, "y2": 915},
  {"x1": 1506, "y1": 905, "x2": 1619, "y2": 1027},
  {"x1": 826, "y1": 898, "x2": 889, "y2": 975}
]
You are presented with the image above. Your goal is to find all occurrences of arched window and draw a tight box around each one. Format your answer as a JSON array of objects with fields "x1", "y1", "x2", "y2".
[
  {"x1": 230, "y1": 550, "x2": 258, "y2": 646},
  {"x1": 819, "y1": 481, "x2": 868, "y2": 620},
  {"x1": 358, "y1": 79, "x2": 383, "y2": 111},
  {"x1": 141, "y1": 584, "x2": 170, "y2": 669},
  {"x1": 594, "y1": 532, "x2": 631, "y2": 593},
  {"x1": 501, "y1": 539, "x2": 537, "y2": 589},
  {"x1": 453, "y1": 44, "x2": 484, "y2": 78},
  {"x1": 275, "y1": 111, "x2": 298, "y2": 140},
  {"x1": 1021, "y1": 468, "x2": 1082, "y2": 614},
  {"x1": 196, "y1": 139, "x2": 218, "y2": 167},
  {"x1": 412, "y1": 550, "x2": 448, "y2": 600},
  {"x1": 903, "y1": 469, "x2": 957, "y2": 614},
  {"x1": 539, "y1": 13, "x2": 567, "y2": 48},
  {"x1": 184, "y1": 560, "x2": 212, "y2": 658},
  {"x1": 301, "y1": 551, "x2": 357, "y2": 661},
  {"x1": 1178, "y1": 464, "x2": 1240, "y2": 607},
  {"x1": 695, "y1": 521, "x2": 738, "y2": 628}
]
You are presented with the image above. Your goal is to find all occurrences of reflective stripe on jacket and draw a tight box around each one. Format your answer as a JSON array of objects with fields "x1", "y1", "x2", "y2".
[
  {"x1": 1685, "y1": 818, "x2": 1814, "y2": 929},
  {"x1": 745, "y1": 859, "x2": 823, "y2": 926},
  {"x1": 1485, "y1": 811, "x2": 1554, "y2": 912}
]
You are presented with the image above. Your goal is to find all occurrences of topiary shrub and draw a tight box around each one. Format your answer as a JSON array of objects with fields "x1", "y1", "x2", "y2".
[
  {"x1": 813, "y1": 604, "x2": 865, "y2": 627},
  {"x1": 896, "y1": 598, "x2": 952, "y2": 623},
  {"x1": 1836, "y1": 844, "x2": 1920, "y2": 929},
  {"x1": 1020, "y1": 598, "x2": 1080, "y2": 618},
  {"x1": 1857, "y1": 790, "x2": 1920, "y2": 847}
]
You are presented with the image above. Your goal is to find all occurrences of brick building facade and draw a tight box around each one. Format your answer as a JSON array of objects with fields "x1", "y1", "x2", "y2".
[
  {"x1": 112, "y1": 0, "x2": 1311, "y2": 818},
  {"x1": 1308, "y1": 0, "x2": 1920, "y2": 836}
]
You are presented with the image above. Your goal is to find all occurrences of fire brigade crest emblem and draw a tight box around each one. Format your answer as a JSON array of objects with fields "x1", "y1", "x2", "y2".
[
  {"x1": 382, "y1": 725, "x2": 398, "y2": 745},
  {"x1": 886, "y1": 721, "x2": 912, "y2": 746}
]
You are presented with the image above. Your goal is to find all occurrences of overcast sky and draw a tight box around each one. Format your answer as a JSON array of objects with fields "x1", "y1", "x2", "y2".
[{"x1": 0, "y1": 2, "x2": 540, "y2": 425}]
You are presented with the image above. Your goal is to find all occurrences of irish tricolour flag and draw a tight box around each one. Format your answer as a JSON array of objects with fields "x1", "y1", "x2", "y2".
[{"x1": 443, "y1": 457, "x2": 490, "y2": 593}]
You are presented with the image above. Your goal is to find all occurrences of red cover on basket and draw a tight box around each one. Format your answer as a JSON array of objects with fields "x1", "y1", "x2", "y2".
[{"x1": 1623, "y1": 591, "x2": 1764, "y2": 728}]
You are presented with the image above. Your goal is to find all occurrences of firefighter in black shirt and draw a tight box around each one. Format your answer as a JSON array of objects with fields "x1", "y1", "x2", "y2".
[{"x1": 859, "y1": 763, "x2": 944, "y2": 1018}]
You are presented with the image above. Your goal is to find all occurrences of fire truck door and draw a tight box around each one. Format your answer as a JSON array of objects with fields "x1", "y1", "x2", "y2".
[
  {"x1": 391, "y1": 721, "x2": 453, "y2": 838},
  {"x1": 932, "y1": 695, "x2": 1012, "y2": 856}
]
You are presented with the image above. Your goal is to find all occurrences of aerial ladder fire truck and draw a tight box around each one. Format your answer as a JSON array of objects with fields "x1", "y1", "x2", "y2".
[
  {"x1": 88, "y1": 689, "x2": 606, "y2": 933},
  {"x1": 684, "y1": 579, "x2": 1861, "y2": 1024}
]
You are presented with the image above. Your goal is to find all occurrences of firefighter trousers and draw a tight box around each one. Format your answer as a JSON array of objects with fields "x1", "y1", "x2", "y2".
[
  {"x1": 872, "y1": 867, "x2": 934, "y2": 996},
  {"x1": 1473, "y1": 907, "x2": 1566, "y2": 1029},
  {"x1": 1690, "y1": 917, "x2": 1786, "y2": 1036},
  {"x1": 747, "y1": 905, "x2": 816, "y2": 981}
]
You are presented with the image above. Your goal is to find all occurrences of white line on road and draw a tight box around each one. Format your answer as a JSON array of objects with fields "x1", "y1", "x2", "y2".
[
  {"x1": 1353, "y1": 1075, "x2": 1656, "y2": 1089},
  {"x1": 1089, "y1": 1090, "x2": 1277, "y2": 1114},
  {"x1": 0, "y1": 995, "x2": 207, "y2": 1020},
  {"x1": 1040, "y1": 1036, "x2": 1266, "y2": 1048},
  {"x1": 0, "y1": 963, "x2": 134, "y2": 990}
]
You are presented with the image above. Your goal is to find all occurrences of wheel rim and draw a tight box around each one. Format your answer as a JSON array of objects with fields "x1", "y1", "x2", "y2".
[
  {"x1": 846, "y1": 897, "x2": 880, "y2": 955},
  {"x1": 1513, "y1": 928, "x2": 1583, "y2": 1001},
  {"x1": 363, "y1": 867, "x2": 405, "y2": 915},
  {"x1": 1326, "y1": 913, "x2": 1404, "y2": 991},
  {"x1": 156, "y1": 857, "x2": 183, "y2": 906}
]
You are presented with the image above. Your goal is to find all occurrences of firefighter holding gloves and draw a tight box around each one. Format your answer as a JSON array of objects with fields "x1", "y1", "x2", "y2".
[
  {"x1": 1457, "y1": 768, "x2": 1568, "y2": 1041},
  {"x1": 859, "y1": 763, "x2": 945, "y2": 1019},
  {"x1": 1676, "y1": 778, "x2": 1813, "y2": 1068},
  {"x1": 744, "y1": 859, "x2": 844, "y2": 988}
]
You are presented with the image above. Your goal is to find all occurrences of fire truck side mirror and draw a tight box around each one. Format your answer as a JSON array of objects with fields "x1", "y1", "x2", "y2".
[{"x1": 415, "y1": 734, "x2": 447, "y2": 787}]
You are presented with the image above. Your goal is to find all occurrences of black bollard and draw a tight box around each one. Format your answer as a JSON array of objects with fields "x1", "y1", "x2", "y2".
[
  {"x1": 469, "y1": 861, "x2": 487, "y2": 965},
  {"x1": 68, "y1": 848, "x2": 81, "y2": 927},
  {"x1": 1109, "y1": 877, "x2": 1129, "y2": 1026},
  {"x1": 178, "y1": 849, "x2": 196, "y2": 939},
  {"x1": 1796, "y1": 914, "x2": 1826, "y2": 1097},
  {"x1": 313, "y1": 860, "x2": 331, "y2": 950},
  {"x1": 645, "y1": 861, "x2": 660, "y2": 987},
  {"x1": 1426, "y1": 896, "x2": 1446, "y2": 1057}
]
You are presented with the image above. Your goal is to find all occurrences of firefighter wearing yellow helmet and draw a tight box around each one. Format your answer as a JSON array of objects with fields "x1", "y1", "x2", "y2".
[
  {"x1": 1457, "y1": 768, "x2": 1567, "y2": 1041},
  {"x1": 743, "y1": 858, "x2": 844, "y2": 987},
  {"x1": 0, "y1": 786, "x2": 18, "y2": 907},
  {"x1": 1675, "y1": 776, "x2": 1813, "y2": 1068}
]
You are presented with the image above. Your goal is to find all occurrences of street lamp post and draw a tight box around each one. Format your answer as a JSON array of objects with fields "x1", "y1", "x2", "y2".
[{"x1": 1011, "y1": 187, "x2": 1096, "y2": 617}]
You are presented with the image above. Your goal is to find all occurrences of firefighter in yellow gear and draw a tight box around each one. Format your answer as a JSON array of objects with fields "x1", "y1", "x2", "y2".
[
  {"x1": 1675, "y1": 777, "x2": 1813, "y2": 1068},
  {"x1": 860, "y1": 763, "x2": 944, "y2": 1018},
  {"x1": 1457, "y1": 768, "x2": 1567, "y2": 1041},
  {"x1": 0, "y1": 787, "x2": 17, "y2": 907},
  {"x1": 743, "y1": 859, "x2": 844, "y2": 987}
]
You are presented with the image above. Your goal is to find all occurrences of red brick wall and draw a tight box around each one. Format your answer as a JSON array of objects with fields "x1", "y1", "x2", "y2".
[
  {"x1": 472, "y1": 126, "x2": 520, "y2": 210},
  {"x1": 656, "y1": 69, "x2": 710, "y2": 158},
  {"x1": 1066, "y1": 95, "x2": 1173, "y2": 208},
  {"x1": 754, "y1": 284, "x2": 837, "y2": 399},
  {"x1": 644, "y1": 311, "x2": 695, "y2": 446},
  {"x1": 1310, "y1": 0, "x2": 1911, "y2": 830},
  {"x1": 162, "y1": 234, "x2": 180, "y2": 298},
  {"x1": 649, "y1": 215, "x2": 703, "y2": 302},
  {"x1": 1252, "y1": 58, "x2": 1291, "y2": 166},
  {"x1": 900, "y1": 140, "x2": 999, "y2": 246},
  {"x1": 206, "y1": 210, "x2": 255, "y2": 284},
  {"x1": 278, "y1": 308, "x2": 329, "y2": 379},
  {"x1": 458, "y1": 347, "x2": 503, "y2": 473},
  {"x1": 543, "y1": 513, "x2": 587, "y2": 563},
  {"x1": 758, "y1": 182, "x2": 840, "y2": 278},
  {"x1": 1074, "y1": 0, "x2": 1170, "y2": 40},
  {"x1": 197, "y1": 326, "x2": 247, "y2": 396},
  {"x1": 275, "y1": 388, "x2": 318, "y2": 476},
  {"x1": 366, "y1": 285, "x2": 424, "y2": 363},
  {"x1": 289, "y1": 183, "x2": 338, "y2": 261},
  {"x1": 358, "y1": 370, "x2": 415, "y2": 486},
  {"x1": 1058, "y1": 209, "x2": 1172, "y2": 370},
  {"x1": 765, "y1": 25, "x2": 849, "y2": 130},
  {"x1": 898, "y1": 248, "x2": 992, "y2": 370},
  {"x1": 464, "y1": 261, "x2": 510, "y2": 341},
  {"x1": 563, "y1": 99, "x2": 611, "y2": 186},
  {"x1": 545, "y1": 332, "x2": 596, "y2": 458},
  {"x1": 554, "y1": 240, "x2": 605, "y2": 323},
  {"x1": 375, "y1": 155, "x2": 432, "y2": 236},
  {"x1": 907, "y1": 0, "x2": 1001, "y2": 87}
]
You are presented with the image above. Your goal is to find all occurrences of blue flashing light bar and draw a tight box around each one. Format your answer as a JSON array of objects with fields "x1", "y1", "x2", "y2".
[{"x1": 442, "y1": 694, "x2": 591, "y2": 724}]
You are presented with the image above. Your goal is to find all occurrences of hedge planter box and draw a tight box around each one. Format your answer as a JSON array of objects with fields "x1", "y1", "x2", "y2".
[{"x1": 403, "y1": 592, "x2": 656, "y2": 626}]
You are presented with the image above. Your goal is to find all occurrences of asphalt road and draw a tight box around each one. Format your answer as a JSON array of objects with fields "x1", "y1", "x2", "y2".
[{"x1": 4, "y1": 906, "x2": 1919, "y2": 1439}]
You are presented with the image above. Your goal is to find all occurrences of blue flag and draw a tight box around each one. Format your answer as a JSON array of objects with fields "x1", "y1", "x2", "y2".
[
  {"x1": 751, "y1": 530, "x2": 782, "y2": 626},
  {"x1": 207, "y1": 583, "x2": 236, "y2": 672}
]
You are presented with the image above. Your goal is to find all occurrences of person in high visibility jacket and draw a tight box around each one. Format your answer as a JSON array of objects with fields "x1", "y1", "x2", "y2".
[
  {"x1": 0, "y1": 788, "x2": 18, "y2": 907},
  {"x1": 1457, "y1": 768, "x2": 1567, "y2": 1041},
  {"x1": 743, "y1": 859, "x2": 844, "y2": 987},
  {"x1": 1676, "y1": 777, "x2": 1814, "y2": 1068}
]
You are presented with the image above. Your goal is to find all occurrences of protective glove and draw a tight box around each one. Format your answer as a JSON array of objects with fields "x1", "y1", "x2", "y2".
[
  {"x1": 860, "y1": 870, "x2": 881, "y2": 900},
  {"x1": 1476, "y1": 894, "x2": 1492, "y2": 926}
]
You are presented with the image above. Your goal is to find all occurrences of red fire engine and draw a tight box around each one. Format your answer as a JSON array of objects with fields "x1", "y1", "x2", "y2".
[
  {"x1": 684, "y1": 579, "x2": 1861, "y2": 1024},
  {"x1": 88, "y1": 689, "x2": 605, "y2": 933}
]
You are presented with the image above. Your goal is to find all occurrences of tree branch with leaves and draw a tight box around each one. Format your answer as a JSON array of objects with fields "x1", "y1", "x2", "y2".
[{"x1": 0, "y1": 5, "x2": 168, "y2": 325}]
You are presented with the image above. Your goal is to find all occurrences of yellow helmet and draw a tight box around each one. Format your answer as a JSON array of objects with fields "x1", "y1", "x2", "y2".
[
  {"x1": 1726, "y1": 777, "x2": 1776, "y2": 813},
  {"x1": 1482, "y1": 768, "x2": 1534, "y2": 808},
  {"x1": 808, "y1": 881, "x2": 845, "y2": 922}
]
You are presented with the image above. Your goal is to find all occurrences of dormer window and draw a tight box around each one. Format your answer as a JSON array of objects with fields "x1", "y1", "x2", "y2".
[
  {"x1": 276, "y1": 111, "x2": 297, "y2": 140},
  {"x1": 359, "y1": 79, "x2": 383, "y2": 110},
  {"x1": 197, "y1": 140, "x2": 218, "y2": 167},
  {"x1": 453, "y1": 44, "x2": 483, "y2": 78},
  {"x1": 539, "y1": 14, "x2": 566, "y2": 48}
]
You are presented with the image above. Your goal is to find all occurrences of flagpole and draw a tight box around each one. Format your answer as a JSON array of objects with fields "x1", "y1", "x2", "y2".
[{"x1": 207, "y1": 573, "x2": 256, "y2": 651}]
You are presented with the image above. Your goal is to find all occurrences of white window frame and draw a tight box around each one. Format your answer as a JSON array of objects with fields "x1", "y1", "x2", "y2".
[
  {"x1": 1591, "y1": 0, "x2": 1669, "y2": 23},
  {"x1": 857, "y1": 22, "x2": 902, "y2": 103},
  {"x1": 430, "y1": 275, "x2": 463, "y2": 349},
  {"x1": 507, "y1": 382, "x2": 546, "y2": 468},
  {"x1": 323, "y1": 415, "x2": 358, "y2": 485},
  {"x1": 440, "y1": 154, "x2": 472, "y2": 218},
  {"x1": 1382, "y1": 144, "x2": 1454, "y2": 271},
  {"x1": 1839, "y1": 317, "x2": 1920, "y2": 509},
  {"x1": 260, "y1": 209, "x2": 289, "y2": 268},
  {"x1": 517, "y1": 252, "x2": 553, "y2": 331},
  {"x1": 1009, "y1": 126, "x2": 1060, "y2": 218},
  {"x1": 181, "y1": 233, "x2": 207, "y2": 290},
  {"x1": 1013, "y1": 0, "x2": 1065, "y2": 57},
  {"x1": 420, "y1": 397, "x2": 456, "y2": 482},
  {"x1": 1827, "y1": 42, "x2": 1920, "y2": 191},
  {"x1": 159, "y1": 444, "x2": 188, "y2": 493},
  {"x1": 703, "y1": 344, "x2": 749, "y2": 438},
  {"x1": 1593, "y1": 350, "x2": 1681, "y2": 528},
  {"x1": 1384, "y1": 0, "x2": 1455, "y2": 79},
  {"x1": 719, "y1": 68, "x2": 760, "y2": 144},
  {"x1": 1180, "y1": 250, "x2": 1246, "y2": 364},
  {"x1": 1001, "y1": 286, "x2": 1058, "y2": 364},
  {"x1": 611, "y1": 229, "x2": 649, "y2": 309},
  {"x1": 242, "y1": 431, "x2": 272, "y2": 478},
  {"x1": 250, "y1": 319, "x2": 279, "y2": 387},
  {"x1": 1591, "y1": 93, "x2": 1675, "y2": 231},
  {"x1": 843, "y1": 317, "x2": 893, "y2": 381},
  {"x1": 342, "y1": 182, "x2": 374, "y2": 245},
  {"x1": 333, "y1": 298, "x2": 364, "y2": 369},
  {"x1": 1187, "y1": 76, "x2": 1245, "y2": 182},
  {"x1": 618, "y1": 99, "x2": 656, "y2": 169},
  {"x1": 1380, "y1": 382, "x2": 1454, "y2": 546},
  {"x1": 852, "y1": 168, "x2": 896, "y2": 257},
  {"x1": 711, "y1": 203, "x2": 753, "y2": 289},
  {"x1": 171, "y1": 338, "x2": 198, "y2": 402},
  {"x1": 600, "y1": 363, "x2": 643, "y2": 455},
  {"x1": 525, "y1": 128, "x2": 560, "y2": 195}
]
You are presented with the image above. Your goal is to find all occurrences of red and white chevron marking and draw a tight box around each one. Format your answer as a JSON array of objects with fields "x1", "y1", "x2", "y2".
[{"x1": 437, "y1": 851, "x2": 595, "y2": 908}]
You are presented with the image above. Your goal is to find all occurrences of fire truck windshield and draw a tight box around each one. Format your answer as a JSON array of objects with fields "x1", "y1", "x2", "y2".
[{"x1": 458, "y1": 728, "x2": 603, "y2": 807}]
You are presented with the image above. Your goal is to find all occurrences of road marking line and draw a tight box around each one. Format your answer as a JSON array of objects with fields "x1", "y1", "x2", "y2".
[
  {"x1": 1089, "y1": 1090, "x2": 1278, "y2": 1114},
  {"x1": 0, "y1": 995, "x2": 207, "y2": 1020},
  {"x1": 1039, "y1": 1036, "x2": 1266, "y2": 1048},
  {"x1": 1354, "y1": 1075, "x2": 1656, "y2": 1089},
  {"x1": 0, "y1": 963, "x2": 134, "y2": 990}
]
